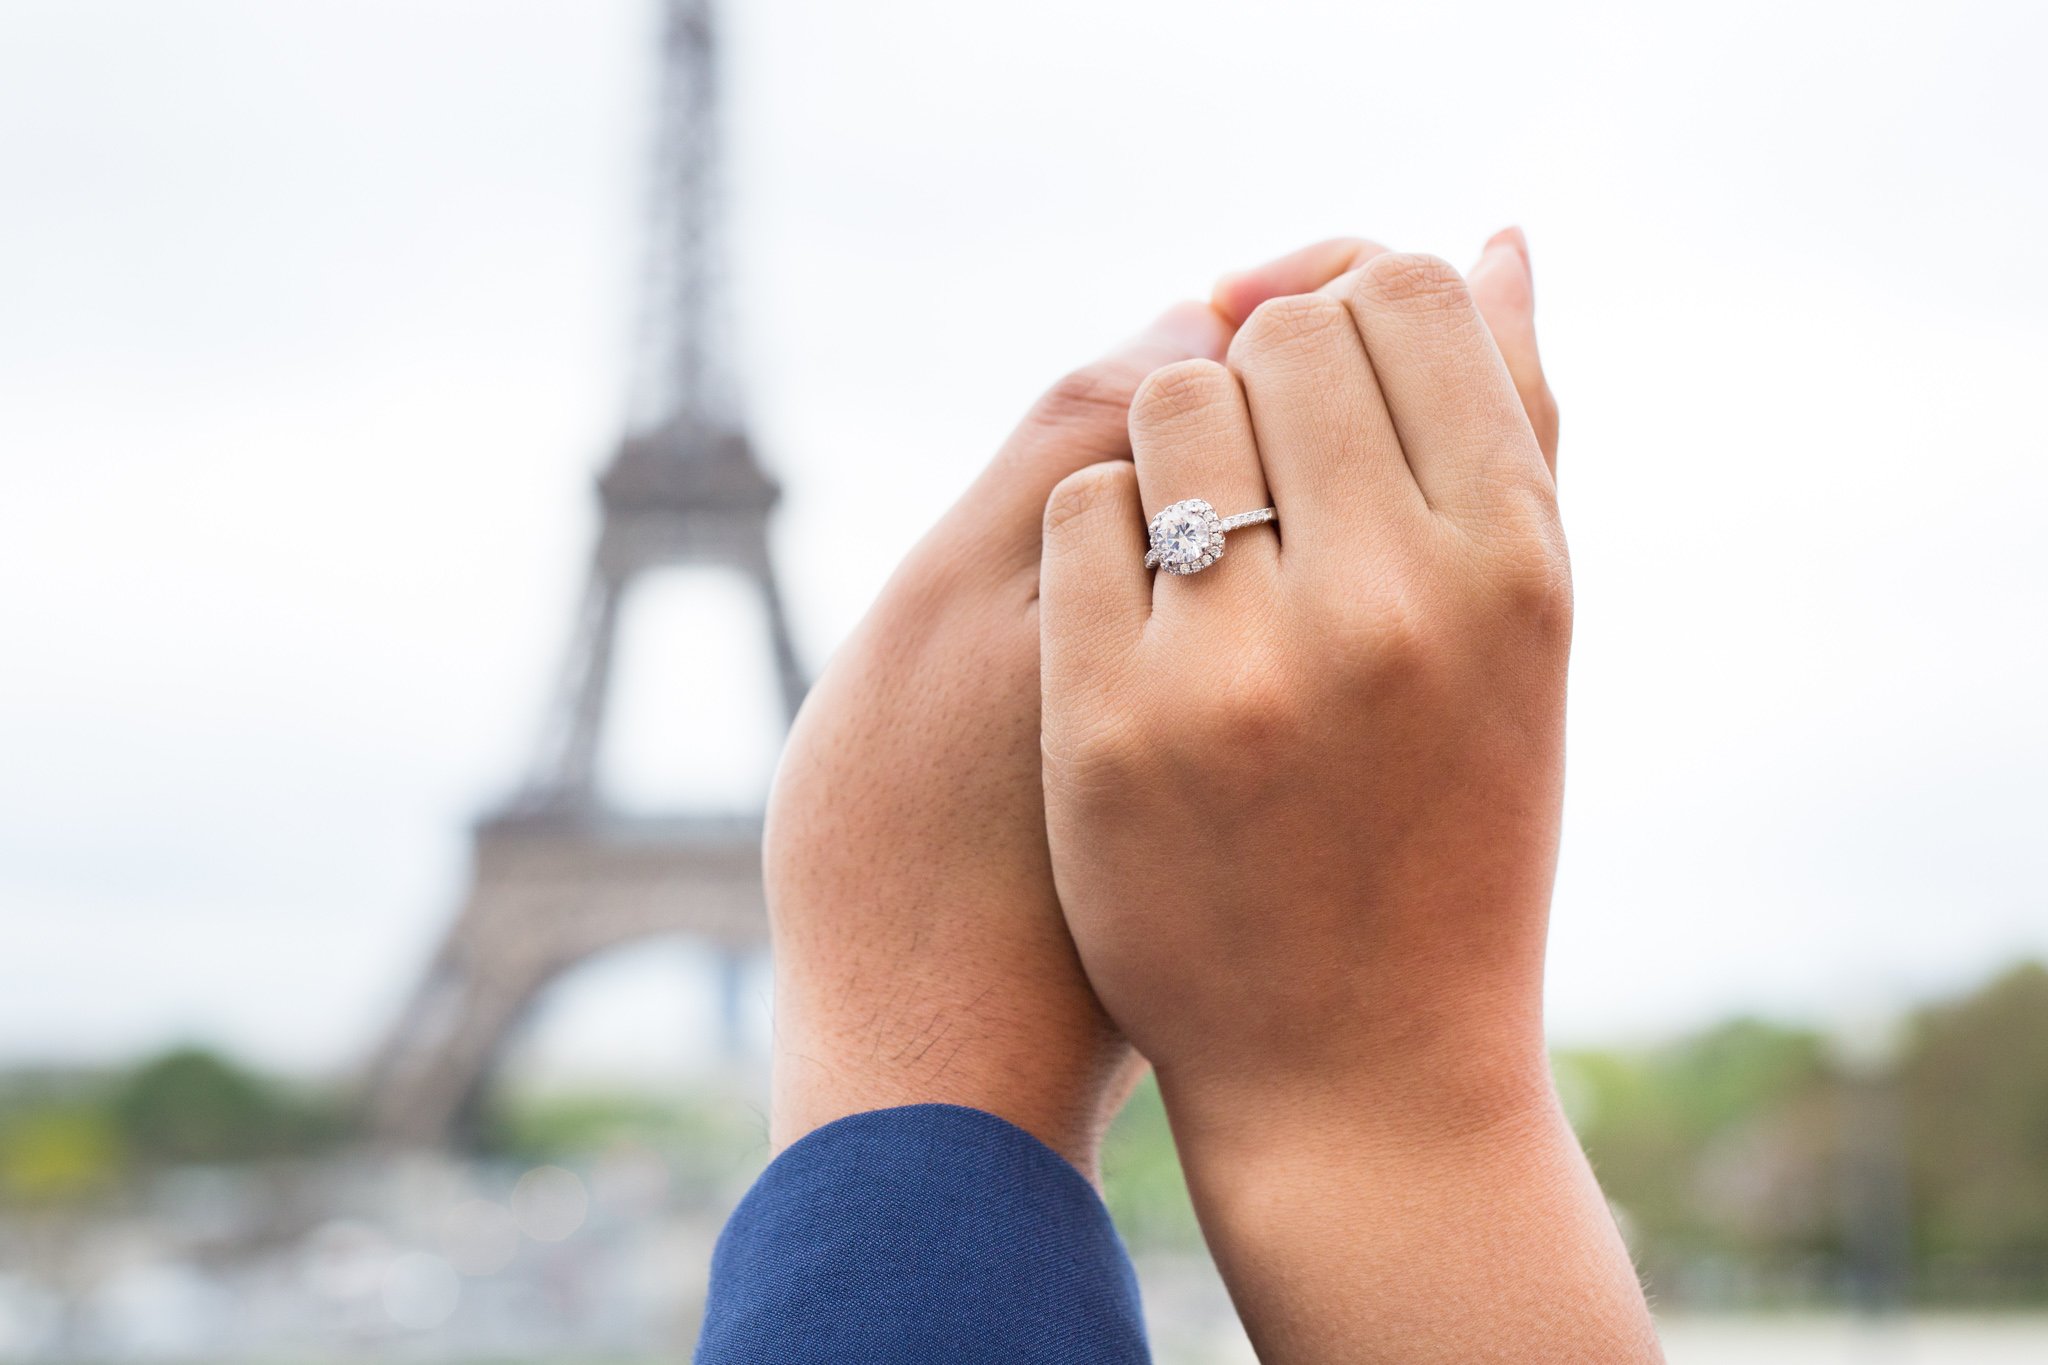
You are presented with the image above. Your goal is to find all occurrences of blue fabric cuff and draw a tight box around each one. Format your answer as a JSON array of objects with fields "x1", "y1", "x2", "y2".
[{"x1": 696, "y1": 1103, "x2": 1148, "y2": 1364}]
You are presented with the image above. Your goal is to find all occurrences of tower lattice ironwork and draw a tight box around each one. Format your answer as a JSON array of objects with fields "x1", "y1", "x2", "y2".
[{"x1": 363, "y1": 0, "x2": 799, "y2": 1146}]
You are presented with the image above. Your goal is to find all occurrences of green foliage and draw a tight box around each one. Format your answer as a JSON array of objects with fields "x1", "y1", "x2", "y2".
[
  {"x1": 1905, "y1": 962, "x2": 2048, "y2": 1268},
  {"x1": 0, "y1": 1045, "x2": 341, "y2": 1205},
  {"x1": 1561, "y1": 1016, "x2": 1836, "y2": 1264},
  {"x1": 1560, "y1": 964, "x2": 2048, "y2": 1305},
  {"x1": 110, "y1": 1046, "x2": 335, "y2": 1164},
  {"x1": 479, "y1": 1087, "x2": 764, "y2": 1167},
  {"x1": 1100, "y1": 1075, "x2": 1203, "y2": 1249}
]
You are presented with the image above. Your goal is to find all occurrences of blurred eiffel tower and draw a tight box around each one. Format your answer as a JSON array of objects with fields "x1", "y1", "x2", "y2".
[{"x1": 364, "y1": 0, "x2": 802, "y2": 1146}]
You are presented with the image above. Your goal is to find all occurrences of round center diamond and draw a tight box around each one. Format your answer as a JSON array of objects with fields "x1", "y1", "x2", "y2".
[{"x1": 1154, "y1": 506, "x2": 1212, "y2": 568}]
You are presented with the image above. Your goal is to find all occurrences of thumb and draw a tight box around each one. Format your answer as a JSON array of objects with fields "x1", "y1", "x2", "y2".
[{"x1": 963, "y1": 302, "x2": 1232, "y2": 574}]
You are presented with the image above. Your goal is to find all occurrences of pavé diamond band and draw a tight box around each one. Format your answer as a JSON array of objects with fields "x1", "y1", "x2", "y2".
[{"x1": 1143, "y1": 498, "x2": 1277, "y2": 576}]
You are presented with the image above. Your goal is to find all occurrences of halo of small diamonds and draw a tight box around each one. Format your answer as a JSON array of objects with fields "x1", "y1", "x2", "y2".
[{"x1": 1146, "y1": 498, "x2": 1227, "y2": 575}]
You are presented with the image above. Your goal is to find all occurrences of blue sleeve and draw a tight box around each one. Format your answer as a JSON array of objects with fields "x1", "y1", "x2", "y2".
[{"x1": 695, "y1": 1103, "x2": 1149, "y2": 1364}]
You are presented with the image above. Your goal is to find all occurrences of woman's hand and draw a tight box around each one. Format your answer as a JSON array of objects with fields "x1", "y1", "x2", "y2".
[{"x1": 1040, "y1": 237, "x2": 1660, "y2": 1358}]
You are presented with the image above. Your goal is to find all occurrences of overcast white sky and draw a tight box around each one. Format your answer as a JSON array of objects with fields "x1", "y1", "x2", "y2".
[{"x1": 2, "y1": 0, "x2": 2043, "y2": 1079}]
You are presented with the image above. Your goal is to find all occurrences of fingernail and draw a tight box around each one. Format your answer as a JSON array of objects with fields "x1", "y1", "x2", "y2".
[
  {"x1": 1211, "y1": 245, "x2": 1305, "y2": 324},
  {"x1": 1214, "y1": 244, "x2": 1292, "y2": 293},
  {"x1": 1487, "y1": 225, "x2": 1530, "y2": 269},
  {"x1": 1208, "y1": 271, "x2": 1258, "y2": 327},
  {"x1": 1141, "y1": 300, "x2": 1230, "y2": 360}
]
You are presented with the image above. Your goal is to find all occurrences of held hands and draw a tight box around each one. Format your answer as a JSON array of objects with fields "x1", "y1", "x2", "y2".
[
  {"x1": 764, "y1": 239, "x2": 1396, "y2": 1171},
  {"x1": 765, "y1": 231, "x2": 1659, "y2": 1359}
]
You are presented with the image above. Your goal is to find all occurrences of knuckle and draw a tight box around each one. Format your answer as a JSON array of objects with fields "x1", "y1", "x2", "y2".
[
  {"x1": 1505, "y1": 553, "x2": 1575, "y2": 639},
  {"x1": 1312, "y1": 573, "x2": 1442, "y2": 688},
  {"x1": 1357, "y1": 252, "x2": 1472, "y2": 312},
  {"x1": 1131, "y1": 358, "x2": 1232, "y2": 431},
  {"x1": 1028, "y1": 360, "x2": 1137, "y2": 433},
  {"x1": 1485, "y1": 507, "x2": 1574, "y2": 638},
  {"x1": 1356, "y1": 591, "x2": 1438, "y2": 679},
  {"x1": 1042, "y1": 461, "x2": 1130, "y2": 538},
  {"x1": 1232, "y1": 291, "x2": 1353, "y2": 358},
  {"x1": 1197, "y1": 642, "x2": 1303, "y2": 747}
]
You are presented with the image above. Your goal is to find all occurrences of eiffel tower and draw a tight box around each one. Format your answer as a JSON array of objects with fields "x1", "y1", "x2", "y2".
[{"x1": 364, "y1": 0, "x2": 802, "y2": 1146}]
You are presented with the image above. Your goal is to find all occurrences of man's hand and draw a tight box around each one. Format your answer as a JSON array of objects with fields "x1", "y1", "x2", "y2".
[{"x1": 1040, "y1": 236, "x2": 1661, "y2": 1358}]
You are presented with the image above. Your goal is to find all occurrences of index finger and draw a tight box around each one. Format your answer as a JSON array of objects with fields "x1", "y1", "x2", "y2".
[{"x1": 1211, "y1": 237, "x2": 1391, "y2": 328}]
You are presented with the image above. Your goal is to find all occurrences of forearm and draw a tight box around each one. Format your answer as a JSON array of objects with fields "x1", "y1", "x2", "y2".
[{"x1": 1166, "y1": 1055, "x2": 1661, "y2": 1364}]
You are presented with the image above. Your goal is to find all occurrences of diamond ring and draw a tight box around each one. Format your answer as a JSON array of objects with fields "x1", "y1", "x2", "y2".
[{"x1": 1143, "y1": 499, "x2": 1277, "y2": 576}]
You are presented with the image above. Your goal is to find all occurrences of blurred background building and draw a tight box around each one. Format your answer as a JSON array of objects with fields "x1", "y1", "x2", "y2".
[
  {"x1": 362, "y1": 0, "x2": 800, "y2": 1151},
  {"x1": 1, "y1": 0, "x2": 2044, "y2": 1361}
]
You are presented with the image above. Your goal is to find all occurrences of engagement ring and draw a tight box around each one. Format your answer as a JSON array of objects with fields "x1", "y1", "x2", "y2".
[{"x1": 1144, "y1": 499, "x2": 1277, "y2": 576}]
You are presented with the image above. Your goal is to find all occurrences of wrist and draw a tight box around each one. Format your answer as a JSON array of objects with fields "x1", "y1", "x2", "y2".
[
  {"x1": 770, "y1": 965, "x2": 1136, "y2": 1180},
  {"x1": 1153, "y1": 968, "x2": 1554, "y2": 1160},
  {"x1": 1159, "y1": 1023, "x2": 1557, "y2": 1181},
  {"x1": 1159, "y1": 1053, "x2": 1659, "y2": 1363}
]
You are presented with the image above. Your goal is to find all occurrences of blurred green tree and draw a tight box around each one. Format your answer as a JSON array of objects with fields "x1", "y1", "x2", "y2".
[
  {"x1": 1905, "y1": 962, "x2": 2048, "y2": 1276},
  {"x1": 110, "y1": 1046, "x2": 332, "y2": 1163}
]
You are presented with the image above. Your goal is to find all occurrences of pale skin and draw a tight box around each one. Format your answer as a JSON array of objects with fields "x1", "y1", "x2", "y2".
[{"x1": 765, "y1": 230, "x2": 1655, "y2": 1356}]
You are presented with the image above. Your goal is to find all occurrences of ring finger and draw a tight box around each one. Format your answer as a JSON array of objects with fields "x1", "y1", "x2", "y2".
[{"x1": 1128, "y1": 359, "x2": 1277, "y2": 612}]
